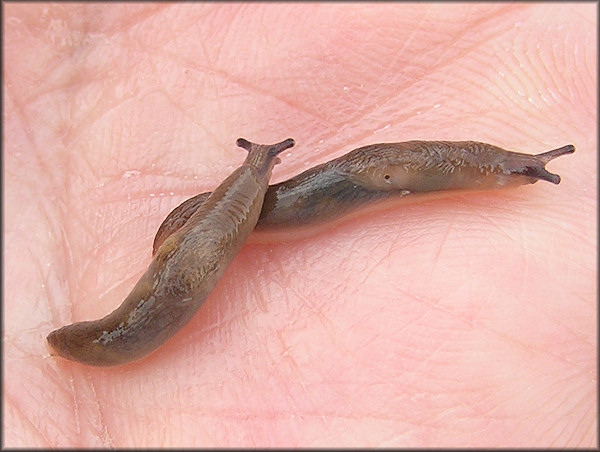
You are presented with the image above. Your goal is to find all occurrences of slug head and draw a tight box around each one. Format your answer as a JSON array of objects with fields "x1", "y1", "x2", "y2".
[
  {"x1": 503, "y1": 144, "x2": 575, "y2": 185},
  {"x1": 237, "y1": 137, "x2": 295, "y2": 178}
]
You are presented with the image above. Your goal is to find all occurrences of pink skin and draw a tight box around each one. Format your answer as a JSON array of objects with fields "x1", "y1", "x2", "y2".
[{"x1": 4, "y1": 3, "x2": 595, "y2": 448}]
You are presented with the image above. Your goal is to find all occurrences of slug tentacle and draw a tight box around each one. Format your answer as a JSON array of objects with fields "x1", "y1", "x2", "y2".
[
  {"x1": 47, "y1": 138, "x2": 294, "y2": 366},
  {"x1": 510, "y1": 165, "x2": 561, "y2": 185},
  {"x1": 535, "y1": 144, "x2": 576, "y2": 163},
  {"x1": 236, "y1": 137, "x2": 295, "y2": 172}
]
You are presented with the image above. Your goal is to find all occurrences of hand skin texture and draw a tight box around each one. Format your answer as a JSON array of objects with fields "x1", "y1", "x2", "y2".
[{"x1": 3, "y1": 3, "x2": 596, "y2": 448}]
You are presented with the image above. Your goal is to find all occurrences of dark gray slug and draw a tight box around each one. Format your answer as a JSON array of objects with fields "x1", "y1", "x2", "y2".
[
  {"x1": 153, "y1": 140, "x2": 575, "y2": 253},
  {"x1": 46, "y1": 138, "x2": 295, "y2": 366}
]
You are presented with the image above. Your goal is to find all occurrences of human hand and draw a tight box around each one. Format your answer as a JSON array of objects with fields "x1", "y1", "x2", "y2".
[{"x1": 4, "y1": 3, "x2": 595, "y2": 447}]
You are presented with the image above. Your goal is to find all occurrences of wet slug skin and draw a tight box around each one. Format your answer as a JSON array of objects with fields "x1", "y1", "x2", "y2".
[
  {"x1": 46, "y1": 138, "x2": 295, "y2": 367},
  {"x1": 153, "y1": 141, "x2": 575, "y2": 253}
]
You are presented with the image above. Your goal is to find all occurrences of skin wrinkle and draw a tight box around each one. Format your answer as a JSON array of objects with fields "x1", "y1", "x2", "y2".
[
  {"x1": 15, "y1": 59, "x2": 68, "y2": 105},
  {"x1": 29, "y1": 248, "x2": 53, "y2": 311},
  {"x1": 353, "y1": 244, "x2": 393, "y2": 289},
  {"x1": 535, "y1": 39, "x2": 562, "y2": 106},
  {"x1": 211, "y1": 63, "x2": 333, "y2": 126},
  {"x1": 216, "y1": 8, "x2": 246, "y2": 66},
  {"x1": 271, "y1": 9, "x2": 500, "y2": 135},
  {"x1": 152, "y1": 87, "x2": 221, "y2": 142},
  {"x1": 4, "y1": 85, "x2": 35, "y2": 146},
  {"x1": 490, "y1": 76, "x2": 534, "y2": 122},
  {"x1": 58, "y1": 154, "x2": 83, "y2": 325},
  {"x1": 483, "y1": 212, "x2": 522, "y2": 243},
  {"x1": 87, "y1": 379, "x2": 114, "y2": 447},
  {"x1": 30, "y1": 43, "x2": 116, "y2": 110},
  {"x1": 402, "y1": 288, "x2": 529, "y2": 356},
  {"x1": 8, "y1": 396, "x2": 50, "y2": 446},
  {"x1": 63, "y1": 376, "x2": 82, "y2": 441},
  {"x1": 68, "y1": 88, "x2": 140, "y2": 148},
  {"x1": 124, "y1": 23, "x2": 328, "y2": 127},
  {"x1": 509, "y1": 36, "x2": 543, "y2": 101},
  {"x1": 246, "y1": 273, "x2": 270, "y2": 315},
  {"x1": 537, "y1": 381, "x2": 579, "y2": 439},
  {"x1": 126, "y1": 6, "x2": 171, "y2": 37},
  {"x1": 28, "y1": 207, "x2": 69, "y2": 321},
  {"x1": 573, "y1": 40, "x2": 595, "y2": 106},
  {"x1": 428, "y1": 221, "x2": 454, "y2": 275}
]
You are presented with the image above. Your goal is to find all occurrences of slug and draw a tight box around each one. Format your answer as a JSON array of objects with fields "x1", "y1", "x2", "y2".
[
  {"x1": 46, "y1": 138, "x2": 295, "y2": 366},
  {"x1": 153, "y1": 141, "x2": 575, "y2": 253}
]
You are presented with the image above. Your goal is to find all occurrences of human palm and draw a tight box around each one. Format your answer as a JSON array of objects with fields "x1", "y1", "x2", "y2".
[{"x1": 4, "y1": 3, "x2": 595, "y2": 447}]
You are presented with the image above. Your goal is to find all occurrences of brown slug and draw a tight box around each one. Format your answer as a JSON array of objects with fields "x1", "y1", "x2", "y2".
[
  {"x1": 153, "y1": 141, "x2": 575, "y2": 253},
  {"x1": 46, "y1": 138, "x2": 295, "y2": 366}
]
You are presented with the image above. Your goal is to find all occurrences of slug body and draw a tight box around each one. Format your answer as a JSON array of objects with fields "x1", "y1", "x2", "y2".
[
  {"x1": 47, "y1": 138, "x2": 295, "y2": 366},
  {"x1": 153, "y1": 141, "x2": 574, "y2": 253}
]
